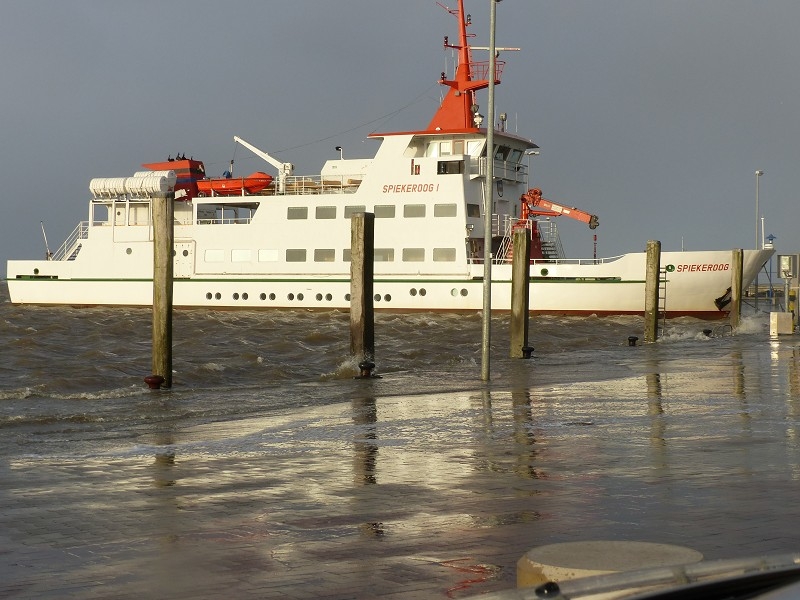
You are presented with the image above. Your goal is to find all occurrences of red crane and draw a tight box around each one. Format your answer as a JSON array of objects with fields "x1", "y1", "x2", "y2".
[{"x1": 514, "y1": 188, "x2": 599, "y2": 260}]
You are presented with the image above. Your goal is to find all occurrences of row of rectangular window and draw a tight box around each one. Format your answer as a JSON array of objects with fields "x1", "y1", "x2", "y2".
[
  {"x1": 287, "y1": 203, "x2": 475, "y2": 220},
  {"x1": 204, "y1": 248, "x2": 457, "y2": 263}
]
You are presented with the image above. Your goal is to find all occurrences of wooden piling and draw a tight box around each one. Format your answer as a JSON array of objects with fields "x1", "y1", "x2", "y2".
[
  {"x1": 644, "y1": 240, "x2": 661, "y2": 343},
  {"x1": 730, "y1": 248, "x2": 743, "y2": 330},
  {"x1": 151, "y1": 192, "x2": 174, "y2": 388},
  {"x1": 510, "y1": 228, "x2": 532, "y2": 358},
  {"x1": 350, "y1": 213, "x2": 375, "y2": 367}
]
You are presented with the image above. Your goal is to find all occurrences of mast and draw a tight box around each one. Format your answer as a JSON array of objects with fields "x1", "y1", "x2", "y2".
[{"x1": 427, "y1": 0, "x2": 502, "y2": 132}]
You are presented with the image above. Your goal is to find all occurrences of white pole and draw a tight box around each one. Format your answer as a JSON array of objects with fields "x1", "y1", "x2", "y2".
[{"x1": 481, "y1": 0, "x2": 499, "y2": 381}]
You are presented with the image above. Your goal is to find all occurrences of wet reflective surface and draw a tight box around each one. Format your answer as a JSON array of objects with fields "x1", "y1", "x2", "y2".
[{"x1": 1, "y1": 283, "x2": 799, "y2": 598}]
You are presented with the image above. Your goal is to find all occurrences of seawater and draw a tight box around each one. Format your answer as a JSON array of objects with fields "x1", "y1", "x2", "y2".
[{"x1": 1, "y1": 279, "x2": 793, "y2": 460}]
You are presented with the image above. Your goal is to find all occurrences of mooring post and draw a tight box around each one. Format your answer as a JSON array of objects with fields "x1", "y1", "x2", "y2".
[
  {"x1": 150, "y1": 191, "x2": 175, "y2": 389},
  {"x1": 730, "y1": 248, "x2": 743, "y2": 331},
  {"x1": 644, "y1": 240, "x2": 661, "y2": 343},
  {"x1": 510, "y1": 228, "x2": 533, "y2": 358},
  {"x1": 350, "y1": 213, "x2": 375, "y2": 377}
]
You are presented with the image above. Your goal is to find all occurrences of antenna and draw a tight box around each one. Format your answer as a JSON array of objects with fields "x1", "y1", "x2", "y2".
[{"x1": 40, "y1": 221, "x2": 53, "y2": 260}]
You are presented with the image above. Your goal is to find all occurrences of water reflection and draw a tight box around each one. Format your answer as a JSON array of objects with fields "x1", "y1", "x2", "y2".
[
  {"x1": 352, "y1": 396, "x2": 377, "y2": 486},
  {"x1": 790, "y1": 347, "x2": 800, "y2": 399},
  {"x1": 153, "y1": 428, "x2": 177, "y2": 488},
  {"x1": 153, "y1": 451, "x2": 176, "y2": 487},
  {"x1": 645, "y1": 351, "x2": 666, "y2": 471},
  {"x1": 351, "y1": 395, "x2": 384, "y2": 540},
  {"x1": 511, "y1": 390, "x2": 541, "y2": 479},
  {"x1": 733, "y1": 350, "x2": 746, "y2": 400}
]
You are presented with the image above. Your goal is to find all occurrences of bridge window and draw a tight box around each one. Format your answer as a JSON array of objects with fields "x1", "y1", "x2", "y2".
[
  {"x1": 204, "y1": 249, "x2": 224, "y2": 262},
  {"x1": 433, "y1": 248, "x2": 456, "y2": 262},
  {"x1": 314, "y1": 249, "x2": 335, "y2": 262},
  {"x1": 344, "y1": 205, "x2": 367, "y2": 218},
  {"x1": 316, "y1": 206, "x2": 336, "y2": 219},
  {"x1": 374, "y1": 205, "x2": 395, "y2": 218},
  {"x1": 404, "y1": 204, "x2": 426, "y2": 218},
  {"x1": 258, "y1": 249, "x2": 279, "y2": 262},
  {"x1": 494, "y1": 145, "x2": 511, "y2": 160},
  {"x1": 231, "y1": 249, "x2": 251, "y2": 262},
  {"x1": 434, "y1": 203, "x2": 457, "y2": 217},
  {"x1": 402, "y1": 248, "x2": 425, "y2": 262},
  {"x1": 286, "y1": 249, "x2": 307, "y2": 262},
  {"x1": 374, "y1": 248, "x2": 395, "y2": 262},
  {"x1": 437, "y1": 160, "x2": 463, "y2": 175}
]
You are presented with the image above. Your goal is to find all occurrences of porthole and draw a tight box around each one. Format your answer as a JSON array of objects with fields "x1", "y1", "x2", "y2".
[
  {"x1": 269, "y1": 293, "x2": 276, "y2": 300},
  {"x1": 242, "y1": 293, "x2": 248, "y2": 300},
  {"x1": 451, "y1": 288, "x2": 458, "y2": 297},
  {"x1": 126, "y1": 248, "x2": 132, "y2": 255},
  {"x1": 419, "y1": 288, "x2": 427, "y2": 297},
  {"x1": 316, "y1": 293, "x2": 323, "y2": 301},
  {"x1": 410, "y1": 288, "x2": 417, "y2": 297},
  {"x1": 233, "y1": 293, "x2": 240, "y2": 300},
  {"x1": 374, "y1": 294, "x2": 381, "y2": 302},
  {"x1": 460, "y1": 288, "x2": 468, "y2": 297},
  {"x1": 384, "y1": 294, "x2": 391, "y2": 302},
  {"x1": 325, "y1": 293, "x2": 332, "y2": 301},
  {"x1": 206, "y1": 292, "x2": 212, "y2": 300},
  {"x1": 345, "y1": 293, "x2": 351, "y2": 301},
  {"x1": 297, "y1": 293, "x2": 304, "y2": 301},
  {"x1": 182, "y1": 249, "x2": 189, "y2": 257},
  {"x1": 540, "y1": 268, "x2": 549, "y2": 276},
  {"x1": 260, "y1": 293, "x2": 267, "y2": 300},
  {"x1": 215, "y1": 292, "x2": 221, "y2": 300},
  {"x1": 33, "y1": 268, "x2": 39, "y2": 275},
  {"x1": 288, "y1": 293, "x2": 295, "y2": 300}
]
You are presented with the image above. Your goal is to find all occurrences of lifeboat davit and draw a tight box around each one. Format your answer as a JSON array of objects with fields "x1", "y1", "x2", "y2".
[{"x1": 197, "y1": 172, "x2": 273, "y2": 196}]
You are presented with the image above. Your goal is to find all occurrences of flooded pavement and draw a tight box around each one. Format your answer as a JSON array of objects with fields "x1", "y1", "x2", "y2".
[{"x1": 3, "y1": 335, "x2": 800, "y2": 598}]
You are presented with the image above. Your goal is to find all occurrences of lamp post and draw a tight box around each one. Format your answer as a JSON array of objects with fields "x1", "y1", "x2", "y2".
[
  {"x1": 766, "y1": 233, "x2": 776, "y2": 306},
  {"x1": 754, "y1": 169, "x2": 764, "y2": 311}
]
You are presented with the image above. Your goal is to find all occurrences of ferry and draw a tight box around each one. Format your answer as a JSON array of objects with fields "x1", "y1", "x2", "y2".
[{"x1": 5, "y1": 0, "x2": 773, "y2": 319}]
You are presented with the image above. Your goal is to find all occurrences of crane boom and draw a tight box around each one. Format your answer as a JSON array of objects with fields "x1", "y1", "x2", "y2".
[
  {"x1": 233, "y1": 135, "x2": 294, "y2": 194},
  {"x1": 519, "y1": 188, "x2": 598, "y2": 229}
]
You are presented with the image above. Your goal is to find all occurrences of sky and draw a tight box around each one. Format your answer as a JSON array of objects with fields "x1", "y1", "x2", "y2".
[{"x1": 2, "y1": 0, "x2": 798, "y2": 270}]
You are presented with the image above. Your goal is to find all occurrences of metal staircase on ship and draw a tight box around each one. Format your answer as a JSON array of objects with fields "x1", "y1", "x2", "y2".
[{"x1": 494, "y1": 217, "x2": 565, "y2": 263}]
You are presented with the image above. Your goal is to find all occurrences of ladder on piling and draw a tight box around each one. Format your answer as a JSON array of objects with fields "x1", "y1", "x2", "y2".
[{"x1": 658, "y1": 267, "x2": 668, "y2": 335}]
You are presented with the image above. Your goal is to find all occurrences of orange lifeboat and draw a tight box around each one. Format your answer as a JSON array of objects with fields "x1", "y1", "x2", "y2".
[{"x1": 197, "y1": 172, "x2": 273, "y2": 196}]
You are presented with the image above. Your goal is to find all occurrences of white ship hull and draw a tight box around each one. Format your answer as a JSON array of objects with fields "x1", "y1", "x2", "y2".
[{"x1": 7, "y1": 243, "x2": 772, "y2": 319}]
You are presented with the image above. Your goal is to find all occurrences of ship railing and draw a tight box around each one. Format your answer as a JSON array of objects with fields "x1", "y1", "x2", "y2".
[
  {"x1": 530, "y1": 255, "x2": 625, "y2": 266},
  {"x1": 195, "y1": 174, "x2": 364, "y2": 197},
  {"x1": 488, "y1": 214, "x2": 529, "y2": 264},
  {"x1": 472, "y1": 157, "x2": 527, "y2": 184},
  {"x1": 280, "y1": 174, "x2": 364, "y2": 195},
  {"x1": 470, "y1": 60, "x2": 505, "y2": 84},
  {"x1": 52, "y1": 221, "x2": 89, "y2": 261},
  {"x1": 492, "y1": 160, "x2": 527, "y2": 184},
  {"x1": 196, "y1": 217, "x2": 253, "y2": 225},
  {"x1": 492, "y1": 214, "x2": 564, "y2": 264}
]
